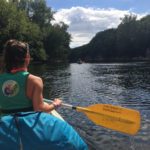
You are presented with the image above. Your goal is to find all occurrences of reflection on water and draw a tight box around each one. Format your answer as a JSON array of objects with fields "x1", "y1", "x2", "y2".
[{"x1": 29, "y1": 62, "x2": 150, "y2": 150}]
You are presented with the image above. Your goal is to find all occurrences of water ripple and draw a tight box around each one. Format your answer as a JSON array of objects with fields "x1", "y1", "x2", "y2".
[{"x1": 30, "y1": 62, "x2": 150, "y2": 150}]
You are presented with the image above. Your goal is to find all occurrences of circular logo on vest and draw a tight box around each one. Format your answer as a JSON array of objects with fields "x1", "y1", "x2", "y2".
[{"x1": 2, "y1": 80, "x2": 19, "y2": 97}]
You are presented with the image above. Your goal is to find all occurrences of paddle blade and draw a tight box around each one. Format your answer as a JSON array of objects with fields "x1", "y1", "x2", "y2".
[{"x1": 77, "y1": 104, "x2": 141, "y2": 135}]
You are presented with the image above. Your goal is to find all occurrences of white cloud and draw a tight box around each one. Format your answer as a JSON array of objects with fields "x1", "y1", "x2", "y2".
[{"x1": 52, "y1": 7, "x2": 146, "y2": 48}]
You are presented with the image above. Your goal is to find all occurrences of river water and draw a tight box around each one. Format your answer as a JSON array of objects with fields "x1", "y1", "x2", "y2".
[{"x1": 29, "y1": 62, "x2": 150, "y2": 150}]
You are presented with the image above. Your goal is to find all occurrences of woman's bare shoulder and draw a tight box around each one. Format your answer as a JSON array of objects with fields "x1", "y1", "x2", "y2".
[
  {"x1": 26, "y1": 74, "x2": 43, "y2": 99},
  {"x1": 28, "y1": 74, "x2": 43, "y2": 85}
]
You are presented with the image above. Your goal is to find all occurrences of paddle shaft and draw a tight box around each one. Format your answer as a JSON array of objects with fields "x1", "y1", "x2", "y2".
[
  {"x1": 44, "y1": 99, "x2": 102, "y2": 113},
  {"x1": 44, "y1": 99, "x2": 76, "y2": 110}
]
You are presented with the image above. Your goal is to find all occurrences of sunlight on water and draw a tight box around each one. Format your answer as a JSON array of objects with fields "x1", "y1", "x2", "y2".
[{"x1": 30, "y1": 62, "x2": 150, "y2": 150}]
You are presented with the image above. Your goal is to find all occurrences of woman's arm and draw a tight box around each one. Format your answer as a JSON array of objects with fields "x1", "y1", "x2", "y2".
[{"x1": 27, "y1": 74, "x2": 61, "y2": 112}]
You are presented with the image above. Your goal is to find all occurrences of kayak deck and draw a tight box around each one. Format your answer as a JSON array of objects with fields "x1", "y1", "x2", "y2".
[{"x1": 51, "y1": 109, "x2": 64, "y2": 121}]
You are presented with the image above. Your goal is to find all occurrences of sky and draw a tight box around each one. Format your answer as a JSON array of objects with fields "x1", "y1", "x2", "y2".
[{"x1": 46, "y1": 0, "x2": 150, "y2": 48}]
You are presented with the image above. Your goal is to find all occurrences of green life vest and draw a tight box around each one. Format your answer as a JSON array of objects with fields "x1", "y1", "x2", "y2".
[{"x1": 0, "y1": 71, "x2": 32, "y2": 113}]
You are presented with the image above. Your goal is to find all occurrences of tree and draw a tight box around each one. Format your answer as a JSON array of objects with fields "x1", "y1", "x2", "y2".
[
  {"x1": 0, "y1": 0, "x2": 47, "y2": 61},
  {"x1": 29, "y1": 0, "x2": 54, "y2": 28},
  {"x1": 44, "y1": 23, "x2": 71, "y2": 62},
  {"x1": 116, "y1": 14, "x2": 138, "y2": 58},
  {"x1": 137, "y1": 15, "x2": 150, "y2": 56},
  {"x1": 0, "y1": 0, "x2": 71, "y2": 62},
  {"x1": 70, "y1": 14, "x2": 150, "y2": 62}
]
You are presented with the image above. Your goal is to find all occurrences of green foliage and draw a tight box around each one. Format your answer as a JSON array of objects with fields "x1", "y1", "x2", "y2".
[
  {"x1": 44, "y1": 23, "x2": 71, "y2": 62},
  {"x1": 116, "y1": 14, "x2": 138, "y2": 58},
  {"x1": 70, "y1": 14, "x2": 150, "y2": 62},
  {"x1": 30, "y1": 0, "x2": 54, "y2": 28},
  {"x1": 0, "y1": 0, "x2": 71, "y2": 62}
]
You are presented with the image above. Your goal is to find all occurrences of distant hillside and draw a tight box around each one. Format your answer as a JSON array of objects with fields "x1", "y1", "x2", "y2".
[{"x1": 70, "y1": 14, "x2": 150, "y2": 62}]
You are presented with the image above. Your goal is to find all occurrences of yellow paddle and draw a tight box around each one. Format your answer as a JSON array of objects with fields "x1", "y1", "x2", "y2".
[{"x1": 44, "y1": 98, "x2": 141, "y2": 135}]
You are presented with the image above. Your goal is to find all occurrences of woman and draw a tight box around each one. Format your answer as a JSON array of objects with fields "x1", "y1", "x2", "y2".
[
  {"x1": 0, "y1": 40, "x2": 89, "y2": 150},
  {"x1": 0, "y1": 39, "x2": 61, "y2": 114}
]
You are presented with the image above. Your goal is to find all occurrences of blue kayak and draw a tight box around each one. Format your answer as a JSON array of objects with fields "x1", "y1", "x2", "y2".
[{"x1": 0, "y1": 112, "x2": 88, "y2": 150}]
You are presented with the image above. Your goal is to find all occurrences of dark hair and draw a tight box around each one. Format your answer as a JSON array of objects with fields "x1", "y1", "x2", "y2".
[{"x1": 3, "y1": 39, "x2": 29, "y2": 72}]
